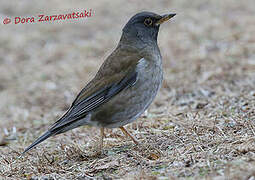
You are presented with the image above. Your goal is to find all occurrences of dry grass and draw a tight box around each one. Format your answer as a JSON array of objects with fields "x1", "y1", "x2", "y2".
[{"x1": 0, "y1": 0, "x2": 255, "y2": 179}]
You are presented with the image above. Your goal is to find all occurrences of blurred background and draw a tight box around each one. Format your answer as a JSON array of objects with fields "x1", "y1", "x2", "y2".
[{"x1": 0, "y1": 0, "x2": 255, "y2": 179}]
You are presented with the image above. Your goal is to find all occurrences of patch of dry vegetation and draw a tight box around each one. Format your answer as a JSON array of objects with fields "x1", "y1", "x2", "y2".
[{"x1": 0, "y1": 0, "x2": 255, "y2": 179}]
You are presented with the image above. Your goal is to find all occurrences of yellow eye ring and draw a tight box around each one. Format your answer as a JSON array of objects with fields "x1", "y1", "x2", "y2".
[{"x1": 144, "y1": 18, "x2": 153, "y2": 26}]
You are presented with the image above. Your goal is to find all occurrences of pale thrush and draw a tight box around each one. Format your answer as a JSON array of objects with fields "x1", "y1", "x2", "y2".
[{"x1": 23, "y1": 11, "x2": 176, "y2": 154}]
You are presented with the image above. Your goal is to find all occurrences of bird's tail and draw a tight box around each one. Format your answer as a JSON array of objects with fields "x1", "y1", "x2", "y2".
[{"x1": 22, "y1": 130, "x2": 54, "y2": 154}]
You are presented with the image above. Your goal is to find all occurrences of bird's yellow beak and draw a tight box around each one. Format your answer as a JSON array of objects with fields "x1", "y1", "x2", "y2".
[{"x1": 156, "y1": 13, "x2": 176, "y2": 25}]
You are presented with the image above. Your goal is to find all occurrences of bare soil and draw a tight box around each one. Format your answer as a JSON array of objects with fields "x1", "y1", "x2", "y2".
[{"x1": 0, "y1": 0, "x2": 255, "y2": 179}]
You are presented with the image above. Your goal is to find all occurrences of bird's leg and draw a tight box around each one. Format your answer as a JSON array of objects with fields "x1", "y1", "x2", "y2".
[
  {"x1": 120, "y1": 126, "x2": 139, "y2": 145},
  {"x1": 94, "y1": 127, "x2": 105, "y2": 156},
  {"x1": 99, "y1": 127, "x2": 104, "y2": 152},
  {"x1": 95, "y1": 127, "x2": 105, "y2": 156}
]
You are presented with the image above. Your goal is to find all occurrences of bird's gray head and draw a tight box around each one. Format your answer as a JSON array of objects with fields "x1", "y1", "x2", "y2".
[{"x1": 121, "y1": 12, "x2": 176, "y2": 46}]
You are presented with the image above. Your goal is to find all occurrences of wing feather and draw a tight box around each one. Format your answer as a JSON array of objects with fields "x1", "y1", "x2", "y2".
[{"x1": 50, "y1": 71, "x2": 138, "y2": 131}]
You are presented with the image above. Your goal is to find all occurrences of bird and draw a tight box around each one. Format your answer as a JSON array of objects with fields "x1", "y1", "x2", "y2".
[{"x1": 23, "y1": 11, "x2": 176, "y2": 154}]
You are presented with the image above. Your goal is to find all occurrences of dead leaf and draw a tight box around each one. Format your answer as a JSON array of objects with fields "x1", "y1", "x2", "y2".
[{"x1": 148, "y1": 153, "x2": 160, "y2": 160}]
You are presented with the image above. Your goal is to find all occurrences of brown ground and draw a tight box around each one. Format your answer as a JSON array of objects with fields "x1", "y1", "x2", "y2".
[{"x1": 0, "y1": 0, "x2": 255, "y2": 179}]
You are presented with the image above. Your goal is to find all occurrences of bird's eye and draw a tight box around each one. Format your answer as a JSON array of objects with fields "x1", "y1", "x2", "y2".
[{"x1": 144, "y1": 18, "x2": 153, "y2": 26}]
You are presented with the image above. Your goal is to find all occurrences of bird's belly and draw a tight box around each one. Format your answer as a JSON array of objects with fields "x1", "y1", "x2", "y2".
[{"x1": 91, "y1": 58, "x2": 163, "y2": 128}]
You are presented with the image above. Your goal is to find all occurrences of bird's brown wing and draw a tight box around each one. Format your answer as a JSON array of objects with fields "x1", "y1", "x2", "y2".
[
  {"x1": 50, "y1": 70, "x2": 138, "y2": 131},
  {"x1": 49, "y1": 45, "x2": 142, "y2": 131}
]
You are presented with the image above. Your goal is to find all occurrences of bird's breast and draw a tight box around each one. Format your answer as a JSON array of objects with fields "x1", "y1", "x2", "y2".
[
  {"x1": 133, "y1": 57, "x2": 163, "y2": 106},
  {"x1": 91, "y1": 57, "x2": 163, "y2": 128}
]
